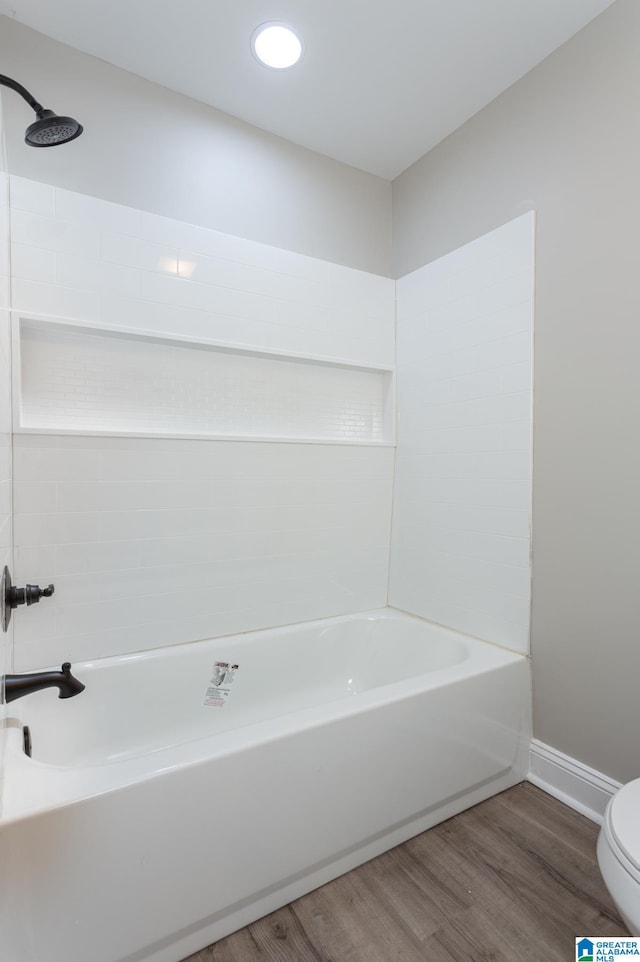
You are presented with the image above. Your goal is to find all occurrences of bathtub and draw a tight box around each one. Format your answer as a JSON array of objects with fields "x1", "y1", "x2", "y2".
[{"x1": 0, "y1": 607, "x2": 530, "y2": 962}]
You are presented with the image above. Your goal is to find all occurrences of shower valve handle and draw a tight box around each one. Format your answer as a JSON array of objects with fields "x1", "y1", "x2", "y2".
[
  {"x1": 8, "y1": 582, "x2": 55, "y2": 609},
  {"x1": 2, "y1": 566, "x2": 55, "y2": 632},
  {"x1": 2, "y1": 566, "x2": 55, "y2": 612}
]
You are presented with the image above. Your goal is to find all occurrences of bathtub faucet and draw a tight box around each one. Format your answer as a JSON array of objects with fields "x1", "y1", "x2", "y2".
[{"x1": 2, "y1": 662, "x2": 85, "y2": 704}]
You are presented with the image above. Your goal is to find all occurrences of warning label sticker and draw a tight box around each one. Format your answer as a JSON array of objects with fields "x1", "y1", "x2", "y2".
[{"x1": 204, "y1": 661, "x2": 239, "y2": 708}]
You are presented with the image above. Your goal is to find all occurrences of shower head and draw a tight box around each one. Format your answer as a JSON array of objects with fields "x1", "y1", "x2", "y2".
[
  {"x1": 0, "y1": 73, "x2": 83, "y2": 148},
  {"x1": 25, "y1": 109, "x2": 83, "y2": 147}
]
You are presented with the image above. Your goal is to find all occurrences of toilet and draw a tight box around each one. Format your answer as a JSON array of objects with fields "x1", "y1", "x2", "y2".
[{"x1": 597, "y1": 778, "x2": 640, "y2": 935}]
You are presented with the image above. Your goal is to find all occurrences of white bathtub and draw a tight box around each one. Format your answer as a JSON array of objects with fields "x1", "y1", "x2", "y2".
[{"x1": 0, "y1": 608, "x2": 531, "y2": 962}]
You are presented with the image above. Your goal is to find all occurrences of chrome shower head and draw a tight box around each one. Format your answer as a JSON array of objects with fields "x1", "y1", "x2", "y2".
[
  {"x1": 25, "y1": 109, "x2": 83, "y2": 147},
  {"x1": 0, "y1": 74, "x2": 83, "y2": 148}
]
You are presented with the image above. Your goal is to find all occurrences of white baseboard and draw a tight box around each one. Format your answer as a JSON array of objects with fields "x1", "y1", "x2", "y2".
[{"x1": 528, "y1": 739, "x2": 622, "y2": 824}]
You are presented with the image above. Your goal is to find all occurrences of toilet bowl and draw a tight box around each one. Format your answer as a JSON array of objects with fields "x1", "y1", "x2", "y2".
[{"x1": 597, "y1": 778, "x2": 640, "y2": 935}]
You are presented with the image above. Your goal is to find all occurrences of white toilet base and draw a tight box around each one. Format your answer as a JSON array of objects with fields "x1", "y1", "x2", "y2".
[{"x1": 597, "y1": 829, "x2": 640, "y2": 935}]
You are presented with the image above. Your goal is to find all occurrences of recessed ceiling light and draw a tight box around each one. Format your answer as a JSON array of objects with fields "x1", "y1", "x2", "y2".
[{"x1": 251, "y1": 22, "x2": 303, "y2": 70}]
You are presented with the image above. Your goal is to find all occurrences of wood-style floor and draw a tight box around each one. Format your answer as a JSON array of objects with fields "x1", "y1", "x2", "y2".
[{"x1": 184, "y1": 782, "x2": 629, "y2": 962}]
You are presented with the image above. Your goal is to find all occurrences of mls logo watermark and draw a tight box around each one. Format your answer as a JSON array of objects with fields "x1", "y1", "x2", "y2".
[
  {"x1": 577, "y1": 938, "x2": 640, "y2": 961},
  {"x1": 578, "y1": 940, "x2": 595, "y2": 962}
]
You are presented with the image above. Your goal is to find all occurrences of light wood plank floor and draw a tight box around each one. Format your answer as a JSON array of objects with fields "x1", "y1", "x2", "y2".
[{"x1": 184, "y1": 783, "x2": 629, "y2": 962}]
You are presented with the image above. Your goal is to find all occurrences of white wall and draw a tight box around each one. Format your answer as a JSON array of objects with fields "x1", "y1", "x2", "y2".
[
  {"x1": 9, "y1": 179, "x2": 395, "y2": 672},
  {"x1": 389, "y1": 214, "x2": 533, "y2": 653},
  {"x1": 8, "y1": 175, "x2": 394, "y2": 369},
  {"x1": 0, "y1": 106, "x2": 11, "y2": 809},
  {"x1": 0, "y1": 17, "x2": 391, "y2": 276},
  {"x1": 13, "y1": 436, "x2": 393, "y2": 671},
  {"x1": 391, "y1": 0, "x2": 640, "y2": 783},
  {"x1": 8, "y1": 179, "x2": 535, "y2": 675},
  {"x1": 18, "y1": 323, "x2": 392, "y2": 441}
]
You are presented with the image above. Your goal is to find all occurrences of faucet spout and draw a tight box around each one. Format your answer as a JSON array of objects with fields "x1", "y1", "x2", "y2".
[{"x1": 2, "y1": 662, "x2": 85, "y2": 703}]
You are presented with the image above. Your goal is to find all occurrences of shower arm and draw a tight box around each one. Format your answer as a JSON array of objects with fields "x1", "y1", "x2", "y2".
[{"x1": 0, "y1": 74, "x2": 44, "y2": 115}]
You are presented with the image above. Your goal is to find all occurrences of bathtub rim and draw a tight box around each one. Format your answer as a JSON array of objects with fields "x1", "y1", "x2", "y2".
[
  {"x1": 0, "y1": 605, "x2": 529, "y2": 827},
  {"x1": 14, "y1": 604, "x2": 527, "y2": 675}
]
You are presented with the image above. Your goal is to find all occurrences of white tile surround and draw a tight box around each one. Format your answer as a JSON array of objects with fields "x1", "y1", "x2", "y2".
[
  {"x1": 13, "y1": 436, "x2": 394, "y2": 671},
  {"x1": 389, "y1": 214, "x2": 534, "y2": 653},
  {"x1": 8, "y1": 177, "x2": 396, "y2": 671},
  {"x1": 6, "y1": 178, "x2": 533, "y2": 671},
  {"x1": 0, "y1": 175, "x2": 10, "y2": 581},
  {"x1": 0, "y1": 162, "x2": 11, "y2": 808},
  {"x1": 8, "y1": 176, "x2": 395, "y2": 370},
  {"x1": 17, "y1": 320, "x2": 392, "y2": 442}
]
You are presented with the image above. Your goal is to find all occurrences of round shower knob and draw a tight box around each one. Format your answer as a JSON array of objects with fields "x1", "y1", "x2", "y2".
[{"x1": 2, "y1": 566, "x2": 55, "y2": 632}]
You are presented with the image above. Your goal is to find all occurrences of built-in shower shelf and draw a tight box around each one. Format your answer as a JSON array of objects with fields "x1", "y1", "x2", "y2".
[{"x1": 13, "y1": 315, "x2": 395, "y2": 444}]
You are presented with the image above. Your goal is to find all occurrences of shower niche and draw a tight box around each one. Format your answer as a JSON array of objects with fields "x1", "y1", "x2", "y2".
[{"x1": 13, "y1": 315, "x2": 394, "y2": 444}]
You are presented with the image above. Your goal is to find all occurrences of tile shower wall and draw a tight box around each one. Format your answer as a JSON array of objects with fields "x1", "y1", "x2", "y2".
[
  {"x1": 0, "y1": 152, "x2": 11, "y2": 807},
  {"x1": 0, "y1": 174, "x2": 9, "y2": 604},
  {"x1": 14, "y1": 437, "x2": 393, "y2": 670},
  {"x1": 9, "y1": 177, "x2": 395, "y2": 671},
  {"x1": 18, "y1": 322, "x2": 391, "y2": 442},
  {"x1": 389, "y1": 214, "x2": 534, "y2": 654},
  {"x1": 0, "y1": 175, "x2": 9, "y2": 596},
  {"x1": 9, "y1": 176, "x2": 395, "y2": 368}
]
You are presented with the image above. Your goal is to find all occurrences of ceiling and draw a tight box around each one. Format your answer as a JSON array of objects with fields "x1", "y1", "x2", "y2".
[{"x1": 0, "y1": 0, "x2": 617, "y2": 179}]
